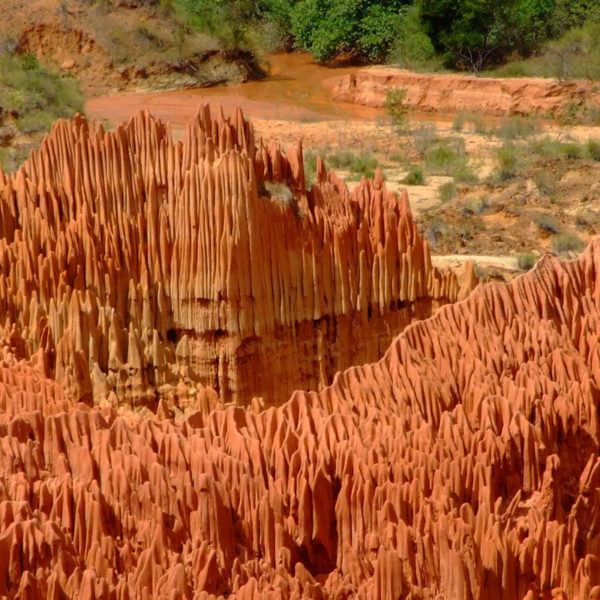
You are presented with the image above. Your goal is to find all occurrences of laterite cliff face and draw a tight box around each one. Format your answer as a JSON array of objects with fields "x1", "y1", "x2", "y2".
[
  {"x1": 332, "y1": 67, "x2": 600, "y2": 116},
  {"x1": 2, "y1": 240, "x2": 600, "y2": 598},
  {"x1": 0, "y1": 106, "x2": 467, "y2": 408}
]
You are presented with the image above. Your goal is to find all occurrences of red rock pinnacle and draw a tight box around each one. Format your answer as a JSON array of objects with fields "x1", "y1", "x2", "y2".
[{"x1": 0, "y1": 105, "x2": 466, "y2": 408}]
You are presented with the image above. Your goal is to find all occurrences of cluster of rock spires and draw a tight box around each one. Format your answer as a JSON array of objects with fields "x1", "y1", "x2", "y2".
[
  {"x1": 2, "y1": 232, "x2": 600, "y2": 598},
  {"x1": 0, "y1": 106, "x2": 467, "y2": 408},
  {"x1": 2, "y1": 106, "x2": 600, "y2": 599}
]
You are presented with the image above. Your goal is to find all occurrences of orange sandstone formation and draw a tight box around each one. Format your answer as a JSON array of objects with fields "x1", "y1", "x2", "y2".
[
  {"x1": 0, "y1": 106, "x2": 465, "y2": 408},
  {"x1": 332, "y1": 67, "x2": 600, "y2": 116},
  {"x1": 2, "y1": 241, "x2": 600, "y2": 598}
]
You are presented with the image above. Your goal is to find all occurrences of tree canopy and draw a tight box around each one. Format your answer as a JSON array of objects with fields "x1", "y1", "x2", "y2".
[{"x1": 176, "y1": 0, "x2": 600, "y2": 71}]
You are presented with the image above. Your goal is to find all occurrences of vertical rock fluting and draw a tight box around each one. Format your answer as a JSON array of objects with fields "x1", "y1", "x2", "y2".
[
  {"x1": 0, "y1": 105, "x2": 466, "y2": 407},
  {"x1": 2, "y1": 240, "x2": 600, "y2": 598}
]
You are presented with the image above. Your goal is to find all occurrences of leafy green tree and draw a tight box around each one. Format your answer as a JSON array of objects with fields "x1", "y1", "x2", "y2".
[
  {"x1": 388, "y1": 4, "x2": 435, "y2": 67},
  {"x1": 290, "y1": 0, "x2": 409, "y2": 63},
  {"x1": 420, "y1": 0, "x2": 555, "y2": 72}
]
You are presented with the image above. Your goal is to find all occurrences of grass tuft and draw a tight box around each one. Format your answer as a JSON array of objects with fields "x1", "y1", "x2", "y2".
[{"x1": 401, "y1": 164, "x2": 425, "y2": 185}]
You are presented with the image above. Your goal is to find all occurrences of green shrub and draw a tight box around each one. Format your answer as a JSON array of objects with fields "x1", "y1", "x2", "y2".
[
  {"x1": 533, "y1": 170, "x2": 558, "y2": 196},
  {"x1": 534, "y1": 214, "x2": 560, "y2": 233},
  {"x1": 530, "y1": 136, "x2": 585, "y2": 160},
  {"x1": 516, "y1": 252, "x2": 538, "y2": 271},
  {"x1": 425, "y1": 216, "x2": 449, "y2": 245},
  {"x1": 451, "y1": 163, "x2": 478, "y2": 184},
  {"x1": 460, "y1": 196, "x2": 488, "y2": 215},
  {"x1": 425, "y1": 143, "x2": 458, "y2": 173},
  {"x1": 575, "y1": 208, "x2": 595, "y2": 228},
  {"x1": 586, "y1": 138, "x2": 600, "y2": 161},
  {"x1": 439, "y1": 181, "x2": 457, "y2": 203},
  {"x1": 494, "y1": 116, "x2": 537, "y2": 141},
  {"x1": 553, "y1": 232, "x2": 584, "y2": 255},
  {"x1": 264, "y1": 181, "x2": 293, "y2": 203},
  {"x1": 327, "y1": 151, "x2": 356, "y2": 170},
  {"x1": 410, "y1": 124, "x2": 440, "y2": 158},
  {"x1": 401, "y1": 165, "x2": 425, "y2": 185},
  {"x1": 349, "y1": 154, "x2": 378, "y2": 178},
  {"x1": 390, "y1": 152, "x2": 407, "y2": 164},
  {"x1": 388, "y1": 4, "x2": 435, "y2": 68},
  {"x1": 0, "y1": 51, "x2": 84, "y2": 170},
  {"x1": 557, "y1": 101, "x2": 600, "y2": 126},
  {"x1": 468, "y1": 112, "x2": 490, "y2": 135},
  {"x1": 561, "y1": 141, "x2": 584, "y2": 159},
  {"x1": 530, "y1": 135, "x2": 563, "y2": 156},
  {"x1": 424, "y1": 140, "x2": 470, "y2": 176},
  {"x1": 303, "y1": 150, "x2": 317, "y2": 186},
  {"x1": 16, "y1": 110, "x2": 55, "y2": 134},
  {"x1": 384, "y1": 88, "x2": 408, "y2": 130},
  {"x1": 494, "y1": 143, "x2": 521, "y2": 180},
  {"x1": 452, "y1": 111, "x2": 466, "y2": 132}
]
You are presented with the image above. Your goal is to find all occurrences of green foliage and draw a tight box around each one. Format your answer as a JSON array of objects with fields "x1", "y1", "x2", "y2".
[
  {"x1": 451, "y1": 110, "x2": 490, "y2": 135},
  {"x1": 0, "y1": 52, "x2": 84, "y2": 130},
  {"x1": 575, "y1": 208, "x2": 595, "y2": 228},
  {"x1": 385, "y1": 88, "x2": 409, "y2": 130},
  {"x1": 586, "y1": 139, "x2": 600, "y2": 161},
  {"x1": 452, "y1": 111, "x2": 466, "y2": 132},
  {"x1": 493, "y1": 142, "x2": 522, "y2": 180},
  {"x1": 177, "y1": 0, "x2": 259, "y2": 48},
  {"x1": 388, "y1": 4, "x2": 435, "y2": 68},
  {"x1": 460, "y1": 196, "x2": 489, "y2": 215},
  {"x1": 438, "y1": 181, "x2": 457, "y2": 203},
  {"x1": 317, "y1": 150, "x2": 379, "y2": 180},
  {"x1": 409, "y1": 123, "x2": 440, "y2": 158},
  {"x1": 489, "y1": 19, "x2": 600, "y2": 79},
  {"x1": 516, "y1": 252, "x2": 537, "y2": 270},
  {"x1": 494, "y1": 116, "x2": 537, "y2": 141},
  {"x1": 401, "y1": 164, "x2": 425, "y2": 185},
  {"x1": 290, "y1": 0, "x2": 407, "y2": 62},
  {"x1": 178, "y1": 0, "x2": 600, "y2": 69},
  {"x1": 424, "y1": 140, "x2": 468, "y2": 174},
  {"x1": 556, "y1": 101, "x2": 600, "y2": 126},
  {"x1": 0, "y1": 50, "x2": 84, "y2": 170},
  {"x1": 553, "y1": 232, "x2": 583, "y2": 255},
  {"x1": 348, "y1": 154, "x2": 378, "y2": 178},
  {"x1": 533, "y1": 170, "x2": 558, "y2": 196},
  {"x1": 420, "y1": 0, "x2": 556, "y2": 72},
  {"x1": 303, "y1": 150, "x2": 317, "y2": 187},
  {"x1": 533, "y1": 213, "x2": 560, "y2": 233}
]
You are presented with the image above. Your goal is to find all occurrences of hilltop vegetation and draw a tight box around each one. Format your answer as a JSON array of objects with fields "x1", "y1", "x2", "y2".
[
  {"x1": 0, "y1": 50, "x2": 84, "y2": 170},
  {"x1": 174, "y1": 0, "x2": 600, "y2": 74}
]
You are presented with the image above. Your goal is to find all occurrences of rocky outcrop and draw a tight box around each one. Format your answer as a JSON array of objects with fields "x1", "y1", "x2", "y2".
[
  {"x1": 332, "y1": 67, "x2": 600, "y2": 116},
  {"x1": 2, "y1": 239, "x2": 600, "y2": 598},
  {"x1": 0, "y1": 106, "x2": 466, "y2": 408}
]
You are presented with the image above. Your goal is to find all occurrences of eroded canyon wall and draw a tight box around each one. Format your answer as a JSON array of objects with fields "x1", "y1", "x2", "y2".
[
  {"x1": 332, "y1": 67, "x2": 600, "y2": 116},
  {"x1": 2, "y1": 239, "x2": 600, "y2": 598},
  {"x1": 0, "y1": 106, "x2": 467, "y2": 408}
]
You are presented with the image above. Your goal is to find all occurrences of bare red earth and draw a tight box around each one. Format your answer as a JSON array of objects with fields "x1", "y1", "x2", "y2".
[{"x1": 1, "y1": 107, "x2": 600, "y2": 599}]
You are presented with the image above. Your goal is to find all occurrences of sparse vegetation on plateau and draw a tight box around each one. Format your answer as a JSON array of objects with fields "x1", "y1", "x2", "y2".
[
  {"x1": 534, "y1": 214, "x2": 560, "y2": 234},
  {"x1": 553, "y1": 232, "x2": 584, "y2": 255},
  {"x1": 516, "y1": 252, "x2": 537, "y2": 271},
  {"x1": 0, "y1": 50, "x2": 84, "y2": 171}
]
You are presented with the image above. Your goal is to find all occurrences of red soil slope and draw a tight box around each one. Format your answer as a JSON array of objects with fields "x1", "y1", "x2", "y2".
[
  {"x1": 0, "y1": 107, "x2": 468, "y2": 408},
  {"x1": 2, "y1": 238, "x2": 600, "y2": 598},
  {"x1": 332, "y1": 67, "x2": 600, "y2": 116}
]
